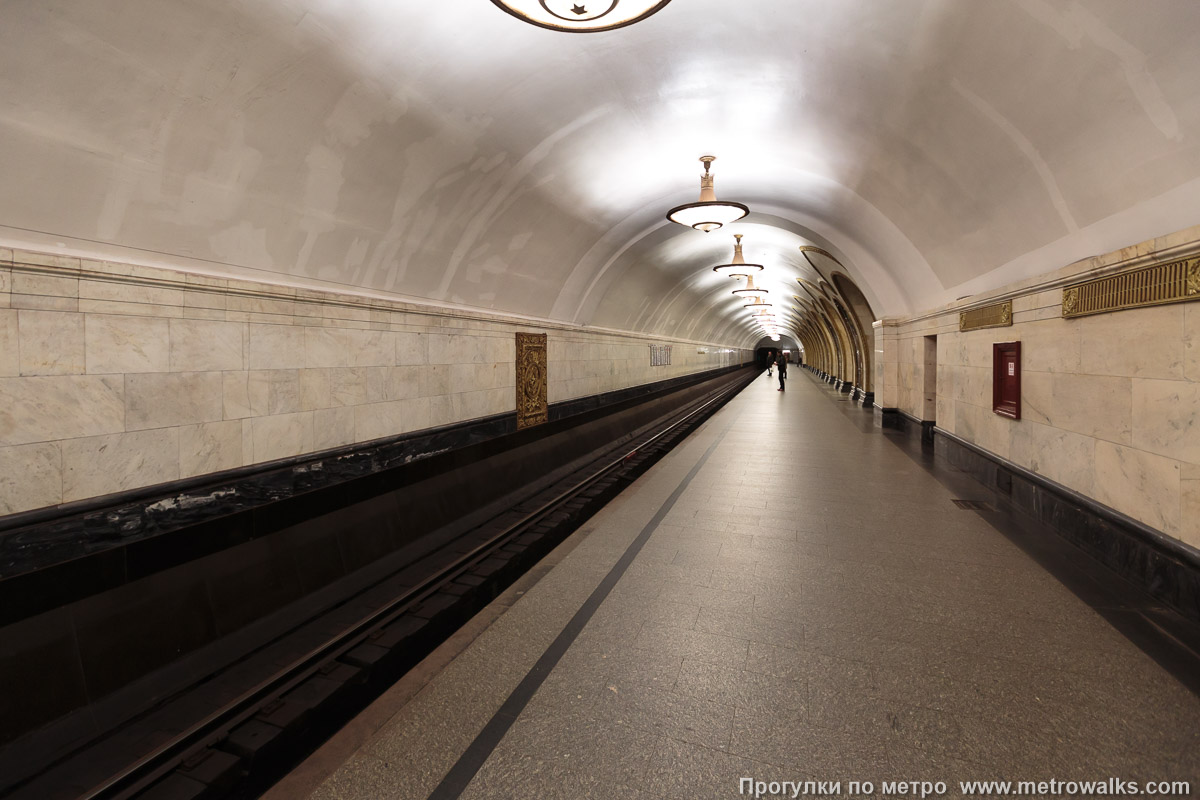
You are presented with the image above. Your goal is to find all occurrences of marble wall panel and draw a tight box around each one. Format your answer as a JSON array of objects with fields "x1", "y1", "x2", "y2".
[
  {"x1": 401, "y1": 397, "x2": 432, "y2": 434},
  {"x1": 963, "y1": 330, "x2": 1006, "y2": 368},
  {"x1": 12, "y1": 293, "x2": 78, "y2": 312},
  {"x1": 1023, "y1": 422, "x2": 1097, "y2": 495},
  {"x1": 937, "y1": 334, "x2": 965, "y2": 369},
  {"x1": 1021, "y1": 372, "x2": 1132, "y2": 445},
  {"x1": 183, "y1": 274, "x2": 227, "y2": 310},
  {"x1": 428, "y1": 333, "x2": 489, "y2": 365},
  {"x1": 879, "y1": 362, "x2": 899, "y2": 407},
  {"x1": 0, "y1": 442, "x2": 62, "y2": 513},
  {"x1": 1008, "y1": 418, "x2": 1034, "y2": 471},
  {"x1": 62, "y1": 428, "x2": 180, "y2": 502},
  {"x1": 250, "y1": 411, "x2": 315, "y2": 463},
  {"x1": 125, "y1": 372, "x2": 224, "y2": 431},
  {"x1": 365, "y1": 367, "x2": 389, "y2": 403},
  {"x1": 169, "y1": 319, "x2": 243, "y2": 372},
  {"x1": 313, "y1": 406, "x2": 357, "y2": 451},
  {"x1": 227, "y1": 292, "x2": 295, "y2": 319},
  {"x1": 305, "y1": 327, "x2": 393, "y2": 368},
  {"x1": 973, "y1": 409, "x2": 1014, "y2": 461},
  {"x1": 0, "y1": 375, "x2": 125, "y2": 445},
  {"x1": 385, "y1": 366, "x2": 421, "y2": 401},
  {"x1": 1017, "y1": 318, "x2": 1082, "y2": 374},
  {"x1": 179, "y1": 420, "x2": 243, "y2": 478},
  {"x1": 950, "y1": 364, "x2": 992, "y2": 405},
  {"x1": 222, "y1": 372, "x2": 252, "y2": 420},
  {"x1": 395, "y1": 332, "x2": 428, "y2": 366},
  {"x1": 299, "y1": 369, "x2": 332, "y2": 410},
  {"x1": 1181, "y1": 463, "x2": 1200, "y2": 550},
  {"x1": 248, "y1": 370, "x2": 302, "y2": 416},
  {"x1": 19, "y1": 310, "x2": 84, "y2": 375},
  {"x1": 1132, "y1": 379, "x2": 1200, "y2": 465},
  {"x1": 0, "y1": 309, "x2": 18, "y2": 377},
  {"x1": 1093, "y1": 441, "x2": 1181, "y2": 536},
  {"x1": 12, "y1": 270, "x2": 79, "y2": 300},
  {"x1": 453, "y1": 387, "x2": 513, "y2": 421},
  {"x1": 1079, "y1": 305, "x2": 1185, "y2": 380},
  {"x1": 954, "y1": 400, "x2": 980, "y2": 443},
  {"x1": 79, "y1": 276, "x2": 182, "y2": 308},
  {"x1": 936, "y1": 396, "x2": 955, "y2": 433},
  {"x1": 421, "y1": 364, "x2": 451, "y2": 398},
  {"x1": 428, "y1": 394, "x2": 455, "y2": 428},
  {"x1": 248, "y1": 324, "x2": 306, "y2": 370},
  {"x1": 1185, "y1": 305, "x2": 1199, "y2": 383},
  {"x1": 85, "y1": 315, "x2": 169, "y2": 374},
  {"x1": 330, "y1": 368, "x2": 369, "y2": 407},
  {"x1": 352, "y1": 401, "x2": 405, "y2": 443}
]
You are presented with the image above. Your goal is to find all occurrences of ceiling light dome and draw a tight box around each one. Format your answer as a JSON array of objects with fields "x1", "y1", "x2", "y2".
[
  {"x1": 667, "y1": 156, "x2": 749, "y2": 232},
  {"x1": 490, "y1": 0, "x2": 673, "y2": 32},
  {"x1": 713, "y1": 234, "x2": 764, "y2": 277}
]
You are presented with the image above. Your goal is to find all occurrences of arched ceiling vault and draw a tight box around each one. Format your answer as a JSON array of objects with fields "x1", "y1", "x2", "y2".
[{"x1": 2, "y1": 0, "x2": 1199, "y2": 351}]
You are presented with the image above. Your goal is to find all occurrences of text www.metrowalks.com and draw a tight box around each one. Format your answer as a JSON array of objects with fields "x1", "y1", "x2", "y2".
[{"x1": 739, "y1": 778, "x2": 1192, "y2": 798}]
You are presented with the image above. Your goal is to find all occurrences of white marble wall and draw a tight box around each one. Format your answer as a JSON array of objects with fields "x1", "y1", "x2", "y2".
[
  {"x1": 876, "y1": 225, "x2": 1200, "y2": 549},
  {"x1": 0, "y1": 248, "x2": 748, "y2": 515}
]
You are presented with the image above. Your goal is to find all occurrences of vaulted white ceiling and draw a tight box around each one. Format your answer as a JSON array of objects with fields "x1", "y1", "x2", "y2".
[{"x1": 2, "y1": 0, "x2": 1198, "y2": 347}]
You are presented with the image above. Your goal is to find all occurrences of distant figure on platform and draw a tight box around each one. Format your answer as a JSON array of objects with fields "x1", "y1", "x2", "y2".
[
  {"x1": 766, "y1": 351, "x2": 774, "y2": 377},
  {"x1": 776, "y1": 352, "x2": 788, "y2": 391}
]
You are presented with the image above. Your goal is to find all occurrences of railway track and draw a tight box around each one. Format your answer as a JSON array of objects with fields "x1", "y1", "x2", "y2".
[{"x1": 9, "y1": 368, "x2": 754, "y2": 800}]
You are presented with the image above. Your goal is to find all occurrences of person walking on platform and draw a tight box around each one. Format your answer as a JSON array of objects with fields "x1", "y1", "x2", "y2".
[
  {"x1": 776, "y1": 351, "x2": 788, "y2": 390},
  {"x1": 766, "y1": 350, "x2": 774, "y2": 378}
]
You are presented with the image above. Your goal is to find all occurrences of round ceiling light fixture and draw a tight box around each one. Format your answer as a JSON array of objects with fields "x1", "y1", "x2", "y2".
[
  {"x1": 489, "y1": 0, "x2": 673, "y2": 32},
  {"x1": 667, "y1": 156, "x2": 749, "y2": 232},
  {"x1": 712, "y1": 235, "x2": 764, "y2": 277}
]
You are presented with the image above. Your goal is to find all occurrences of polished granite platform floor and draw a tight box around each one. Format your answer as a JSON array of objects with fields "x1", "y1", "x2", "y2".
[{"x1": 279, "y1": 370, "x2": 1200, "y2": 800}]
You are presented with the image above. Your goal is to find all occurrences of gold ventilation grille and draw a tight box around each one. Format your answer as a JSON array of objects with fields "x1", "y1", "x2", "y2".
[
  {"x1": 1062, "y1": 256, "x2": 1200, "y2": 318},
  {"x1": 959, "y1": 301, "x2": 1012, "y2": 332}
]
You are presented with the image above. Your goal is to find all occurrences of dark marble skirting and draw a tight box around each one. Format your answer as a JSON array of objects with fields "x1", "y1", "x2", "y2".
[{"x1": 928, "y1": 425, "x2": 1200, "y2": 623}]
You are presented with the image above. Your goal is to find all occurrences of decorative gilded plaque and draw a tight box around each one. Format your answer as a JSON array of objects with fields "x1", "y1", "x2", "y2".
[
  {"x1": 959, "y1": 301, "x2": 1012, "y2": 332},
  {"x1": 515, "y1": 332, "x2": 548, "y2": 430},
  {"x1": 1062, "y1": 255, "x2": 1200, "y2": 318}
]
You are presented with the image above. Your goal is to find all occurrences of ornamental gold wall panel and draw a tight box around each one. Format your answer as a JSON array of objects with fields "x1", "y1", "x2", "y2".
[
  {"x1": 515, "y1": 332, "x2": 548, "y2": 429},
  {"x1": 958, "y1": 301, "x2": 1012, "y2": 332},
  {"x1": 1062, "y1": 255, "x2": 1200, "y2": 318}
]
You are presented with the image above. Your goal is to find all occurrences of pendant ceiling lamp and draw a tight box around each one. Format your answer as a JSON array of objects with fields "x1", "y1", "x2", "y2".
[
  {"x1": 490, "y1": 0, "x2": 673, "y2": 32},
  {"x1": 712, "y1": 235, "x2": 764, "y2": 277},
  {"x1": 733, "y1": 273, "x2": 768, "y2": 301},
  {"x1": 667, "y1": 156, "x2": 749, "y2": 232}
]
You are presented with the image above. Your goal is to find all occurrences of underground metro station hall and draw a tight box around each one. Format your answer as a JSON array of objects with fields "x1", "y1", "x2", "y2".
[{"x1": 1, "y1": 2, "x2": 1199, "y2": 799}]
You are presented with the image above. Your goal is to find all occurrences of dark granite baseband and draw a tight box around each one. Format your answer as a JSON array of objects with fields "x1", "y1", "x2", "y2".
[
  {"x1": 0, "y1": 364, "x2": 750, "y2": 608},
  {"x1": 929, "y1": 425, "x2": 1200, "y2": 623},
  {"x1": 874, "y1": 405, "x2": 936, "y2": 443}
]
